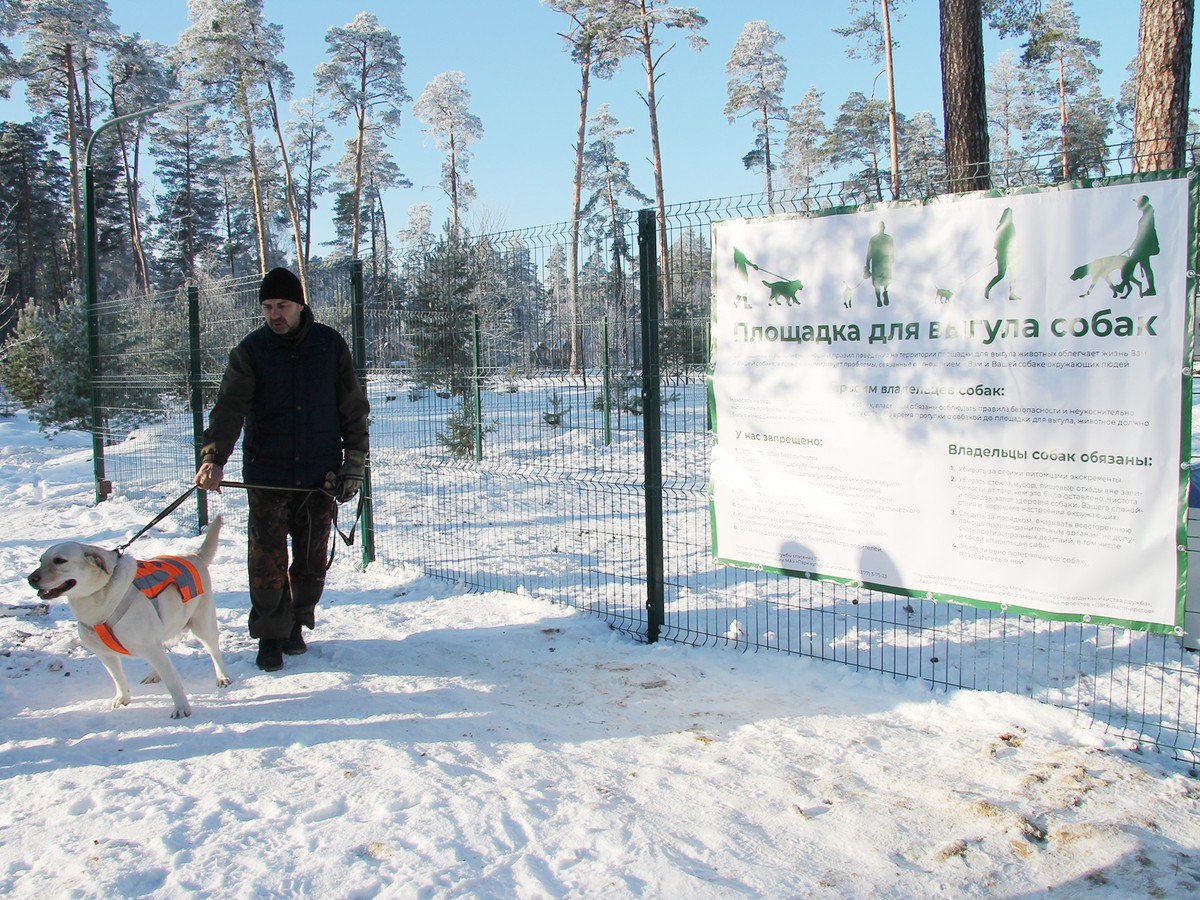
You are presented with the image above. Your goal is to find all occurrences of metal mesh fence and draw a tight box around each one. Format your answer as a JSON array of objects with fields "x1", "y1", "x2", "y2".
[{"x1": 87, "y1": 162, "x2": 1200, "y2": 766}]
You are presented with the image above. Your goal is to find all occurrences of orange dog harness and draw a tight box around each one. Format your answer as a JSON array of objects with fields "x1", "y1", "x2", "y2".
[
  {"x1": 132, "y1": 556, "x2": 203, "y2": 602},
  {"x1": 91, "y1": 556, "x2": 204, "y2": 656}
]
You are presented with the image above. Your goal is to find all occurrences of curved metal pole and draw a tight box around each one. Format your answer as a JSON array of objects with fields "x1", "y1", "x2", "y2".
[{"x1": 84, "y1": 98, "x2": 205, "y2": 503}]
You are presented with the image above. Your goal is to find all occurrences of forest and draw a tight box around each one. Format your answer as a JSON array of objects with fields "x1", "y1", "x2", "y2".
[{"x1": 0, "y1": 0, "x2": 1193, "y2": 429}]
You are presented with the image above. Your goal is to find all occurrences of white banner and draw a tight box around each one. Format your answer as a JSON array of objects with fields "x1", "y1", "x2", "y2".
[{"x1": 709, "y1": 175, "x2": 1194, "y2": 632}]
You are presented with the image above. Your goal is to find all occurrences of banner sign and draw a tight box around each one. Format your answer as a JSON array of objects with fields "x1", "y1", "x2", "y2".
[{"x1": 709, "y1": 174, "x2": 1195, "y2": 632}]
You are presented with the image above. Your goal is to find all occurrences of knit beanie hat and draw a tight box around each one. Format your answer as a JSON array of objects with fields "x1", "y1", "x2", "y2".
[{"x1": 259, "y1": 267, "x2": 305, "y2": 304}]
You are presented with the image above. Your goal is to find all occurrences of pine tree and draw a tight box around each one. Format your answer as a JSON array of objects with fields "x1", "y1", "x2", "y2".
[
  {"x1": 1115, "y1": 58, "x2": 1139, "y2": 141},
  {"x1": 836, "y1": 0, "x2": 905, "y2": 199},
  {"x1": 211, "y1": 130, "x2": 259, "y2": 279},
  {"x1": 0, "y1": 301, "x2": 49, "y2": 408},
  {"x1": 826, "y1": 91, "x2": 890, "y2": 202},
  {"x1": 1021, "y1": 0, "x2": 1110, "y2": 180},
  {"x1": 0, "y1": 2, "x2": 17, "y2": 99},
  {"x1": 406, "y1": 224, "x2": 476, "y2": 398},
  {"x1": 0, "y1": 122, "x2": 71, "y2": 313},
  {"x1": 616, "y1": 0, "x2": 707, "y2": 317},
  {"x1": 17, "y1": 0, "x2": 118, "y2": 294},
  {"x1": 724, "y1": 20, "x2": 788, "y2": 212},
  {"x1": 179, "y1": 0, "x2": 301, "y2": 277},
  {"x1": 580, "y1": 103, "x2": 646, "y2": 336},
  {"x1": 99, "y1": 34, "x2": 172, "y2": 293},
  {"x1": 545, "y1": 0, "x2": 633, "y2": 373},
  {"x1": 898, "y1": 111, "x2": 947, "y2": 197},
  {"x1": 398, "y1": 204, "x2": 434, "y2": 257},
  {"x1": 986, "y1": 50, "x2": 1029, "y2": 186},
  {"x1": 150, "y1": 104, "x2": 223, "y2": 284},
  {"x1": 782, "y1": 87, "x2": 829, "y2": 206},
  {"x1": 285, "y1": 96, "x2": 334, "y2": 273},
  {"x1": 330, "y1": 127, "x2": 409, "y2": 280},
  {"x1": 32, "y1": 297, "x2": 90, "y2": 432},
  {"x1": 413, "y1": 71, "x2": 483, "y2": 236},
  {"x1": 315, "y1": 12, "x2": 407, "y2": 262}
]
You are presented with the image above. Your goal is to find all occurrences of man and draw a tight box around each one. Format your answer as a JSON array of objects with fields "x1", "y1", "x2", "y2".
[
  {"x1": 863, "y1": 221, "x2": 894, "y2": 307},
  {"x1": 194, "y1": 267, "x2": 370, "y2": 672}
]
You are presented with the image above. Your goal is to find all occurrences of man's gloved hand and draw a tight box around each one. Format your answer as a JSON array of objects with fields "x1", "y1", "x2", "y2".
[{"x1": 326, "y1": 449, "x2": 366, "y2": 503}]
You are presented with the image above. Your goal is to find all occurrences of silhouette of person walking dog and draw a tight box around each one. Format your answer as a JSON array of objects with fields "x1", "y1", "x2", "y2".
[
  {"x1": 985, "y1": 207, "x2": 1018, "y2": 301},
  {"x1": 1123, "y1": 194, "x2": 1158, "y2": 297},
  {"x1": 863, "y1": 222, "x2": 894, "y2": 307}
]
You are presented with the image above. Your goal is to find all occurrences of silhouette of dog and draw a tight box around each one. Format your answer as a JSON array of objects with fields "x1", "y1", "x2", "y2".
[
  {"x1": 1070, "y1": 255, "x2": 1142, "y2": 298},
  {"x1": 763, "y1": 278, "x2": 804, "y2": 305}
]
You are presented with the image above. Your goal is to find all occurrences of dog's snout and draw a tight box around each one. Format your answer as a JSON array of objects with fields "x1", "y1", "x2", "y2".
[{"x1": 27, "y1": 570, "x2": 41, "y2": 587}]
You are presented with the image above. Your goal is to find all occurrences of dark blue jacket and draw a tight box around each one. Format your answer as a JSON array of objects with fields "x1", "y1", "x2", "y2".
[{"x1": 201, "y1": 307, "x2": 370, "y2": 488}]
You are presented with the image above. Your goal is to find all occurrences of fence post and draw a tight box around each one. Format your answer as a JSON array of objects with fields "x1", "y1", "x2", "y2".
[
  {"x1": 1185, "y1": 497, "x2": 1200, "y2": 651},
  {"x1": 602, "y1": 315, "x2": 612, "y2": 447},
  {"x1": 472, "y1": 312, "x2": 483, "y2": 462},
  {"x1": 84, "y1": 169, "x2": 110, "y2": 504},
  {"x1": 638, "y1": 209, "x2": 665, "y2": 644},
  {"x1": 186, "y1": 284, "x2": 208, "y2": 530},
  {"x1": 349, "y1": 260, "x2": 375, "y2": 565}
]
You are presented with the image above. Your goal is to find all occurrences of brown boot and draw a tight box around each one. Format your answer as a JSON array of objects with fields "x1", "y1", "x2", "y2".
[
  {"x1": 282, "y1": 622, "x2": 307, "y2": 655},
  {"x1": 256, "y1": 639, "x2": 284, "y2": 671}
]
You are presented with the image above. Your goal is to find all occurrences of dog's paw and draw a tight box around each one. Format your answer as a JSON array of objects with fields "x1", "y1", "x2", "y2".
[
  {"x1": 216, "y1": 675, "x2": 232, "y2": 688},
  {"x1": 110, "y1": 695, "x2": 130, "y2": 709},
  {"x1": 171, "y1": 705, "x2": 193, "y2": 719},
  {"x1": 141, "y1": 672, "x2": 162, "y2": 685}
]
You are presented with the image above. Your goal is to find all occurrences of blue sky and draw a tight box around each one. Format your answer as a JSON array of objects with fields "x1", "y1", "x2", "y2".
[{"x1": 3, "y1": 1, "x2": 1154, "y2": 239}]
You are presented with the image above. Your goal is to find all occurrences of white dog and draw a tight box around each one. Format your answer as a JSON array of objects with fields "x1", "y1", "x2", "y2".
[{"x1": 26, "y1": 516, "x2": 230, "y2": 718}]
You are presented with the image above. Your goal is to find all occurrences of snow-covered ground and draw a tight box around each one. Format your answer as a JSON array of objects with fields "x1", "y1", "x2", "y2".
[{"x1": 0, "y1": 409, "x2": 1197, "y2": 898}]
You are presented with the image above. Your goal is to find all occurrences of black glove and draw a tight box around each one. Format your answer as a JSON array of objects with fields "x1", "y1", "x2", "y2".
[{"x1": 325, "y1": 450, "x2": 366, "y2": 503}]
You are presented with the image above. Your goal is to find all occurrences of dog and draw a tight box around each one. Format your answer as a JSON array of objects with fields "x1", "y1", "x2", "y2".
[
  {"x1": 1069, "y1": 255, "x2": 1143, "y2": 298},
  {"x1": 26, "y1": 516, "x2": 230, "y2": 718}
]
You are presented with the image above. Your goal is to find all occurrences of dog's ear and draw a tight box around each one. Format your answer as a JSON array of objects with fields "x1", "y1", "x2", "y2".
[{"x1": 85, "y1": 549, "x2": 111, "y2": 574}]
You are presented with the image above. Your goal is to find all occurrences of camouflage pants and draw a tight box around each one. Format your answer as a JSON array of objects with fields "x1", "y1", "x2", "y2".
[{"x1": 245, "y1": 487, "x2": 336, "y2": 640}]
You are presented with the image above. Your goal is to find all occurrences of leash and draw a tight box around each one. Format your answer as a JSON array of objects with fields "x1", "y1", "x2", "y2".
[
  {"x1": 219, "y1": 480, "x2": 365, "y2": 550},
  {"x1": 113, "y1": 480, "x2": 364, "y2": 567},
  {"x1": 114, "y1": 485, "x2": 199, "y2": 553}
]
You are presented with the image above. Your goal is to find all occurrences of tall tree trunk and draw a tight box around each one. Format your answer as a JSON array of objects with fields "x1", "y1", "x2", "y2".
[
  {"x1": 302, "y1": 152, "x2": 315, "y2": 272},
  {"x1": 375, "y1": 184, "x2": 391, "y2": 302},
  {"x1": 1057, "y1": 47, "x2": 1069, "y2": 180},
  {"x1": 262, "y1": 76, "x2": 307, "y2": 287},
  {"x1": 222, "y1": 181, "x2": 236, "y2": 278},
  {"x1": 19, "y1": 152, "x2": 38, "y2": 304},
  {"x1": 761, "y1": 103, "x2": 775, "y2": 213},
  {"x1": 569, "y1": 56, "x2": 591, "y2": 375},
  {"x1": 449, "y1": 133, "x2": 460, "y2": 235},
  {"x1": 183, "y1": 152, "x2": 196, "y2": 279},
  {"x1": 881, "y1": 0, "x2": 900, "y2": 200},
  {"x1": 233, "y1": 77, "x2": 270, "y2": 273},
  {"x1": 606, "y1": 186, "x2": 627, "y2": 365},
  {"x1": 638, "y1": 11, "x2": 672, "y2": 316},
  {"x1": 1134, "y1": 0, "x2": 1195, "y2": 171},
  {"x1": 248, "y1": 18, "x2": 308, "y2": 286},
  {"x1": 939, "y1": 0, "x2": 991, "y2": 191},
  {"x1": 65, "y1": 44, "x2": 83, "y2": 295},
  {"x1": 115, "y1": 120, "x2": 150, "y2": 292},
  {"x1": 245, "y1": 132, "x2": 269, "y2": 272},
  {"x1": 351, "y1": 109, "x2": 366, "y2": 261}
]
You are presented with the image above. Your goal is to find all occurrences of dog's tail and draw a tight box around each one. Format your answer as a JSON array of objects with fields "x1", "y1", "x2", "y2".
[{"x1": 197, "y1": 514, "x2": 223, "y2": 566}]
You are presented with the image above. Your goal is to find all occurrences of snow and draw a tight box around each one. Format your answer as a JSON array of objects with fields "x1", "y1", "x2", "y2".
[{"x1": 0, "y1": 409, "x2": 1197, "y2": 898}]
